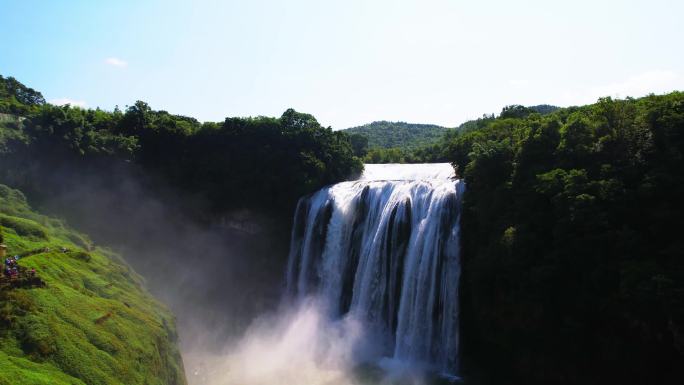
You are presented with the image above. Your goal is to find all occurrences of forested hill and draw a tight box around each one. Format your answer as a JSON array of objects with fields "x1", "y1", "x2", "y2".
[
  {"x1": 342, "y1": 106, "x2": 559, "y2": 153},
  {"x1": 0, "y1": 184, "x2": 186, "y2": 385},
  {"x1": 342, "y1": 121, "x2": 448, "y2": 150},
  {"x1": 0, "y1": 74, "x2": 362, "y2": 217},
  {"x1": 343, "y1": 106, "x2": 560, "y2": 163}
]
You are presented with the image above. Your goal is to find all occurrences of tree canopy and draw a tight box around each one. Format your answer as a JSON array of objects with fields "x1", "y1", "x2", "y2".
[
  {"x1": 0, "y1": 75, "x2": 45, "y2": 115},
  {"x1": 0, "y1": 76, "x2": 362, "y2": 215},
  {"x1": 443, "y1": 93, "x2": 684, "y2": 384}
]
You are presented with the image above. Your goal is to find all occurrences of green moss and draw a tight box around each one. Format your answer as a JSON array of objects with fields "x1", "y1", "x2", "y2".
[{"x1": 0, "y1": 184, "x2": 186, "y2": 385}]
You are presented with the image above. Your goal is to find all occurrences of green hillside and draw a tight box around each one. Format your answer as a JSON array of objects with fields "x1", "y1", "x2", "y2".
[
  {"x1": 0, "y1": 184, "x2": 186, "y2": 385},
  {"x1": 343, "y1": 121, "x2": 448, "y2": 151}
]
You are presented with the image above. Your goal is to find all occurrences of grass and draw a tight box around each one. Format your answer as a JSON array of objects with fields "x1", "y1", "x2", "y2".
[{"x1": 0, "y1": 184, "x2": 186, "y2": 385}]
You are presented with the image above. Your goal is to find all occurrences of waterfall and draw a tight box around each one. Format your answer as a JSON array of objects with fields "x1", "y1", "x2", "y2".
[{"x1": 285, "y1": 163, "x2": 464, "y2": 375}]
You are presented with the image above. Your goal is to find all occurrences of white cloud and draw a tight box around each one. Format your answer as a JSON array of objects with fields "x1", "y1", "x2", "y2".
[
  {"x1": 49, "y1": 98, "x2": 87, "y2": 108},
  {"x1": 560, "y1": 70, "x2": 682, "y2": 106},
  {"x1": 105, "y1": 57, "x2": 128, "y2": 67}
]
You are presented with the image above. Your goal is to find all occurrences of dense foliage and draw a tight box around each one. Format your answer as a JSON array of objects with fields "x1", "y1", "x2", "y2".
[
  {"x1": 442, "y1": 93, "x2": 684, "y2": 384},
  {"x1": 0, "y1": 77, "x2": 362, "y2": 216},
  {"x1": 0, "y1": 184, "x2": 185, "y2": 385}
]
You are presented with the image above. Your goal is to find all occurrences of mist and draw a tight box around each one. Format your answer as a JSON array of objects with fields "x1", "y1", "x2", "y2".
[
  {"x1": 8, "y1": 162, "x2": 293, "y2": 368},
  {"x1": 184, "y1": 297, "x2": 434, "y2": 385},
  {"x1": 186, "y1": 298, "x2": 362, "y2": 385},
  {"x1": 34, "y1": 166, "x2": 435, "y2": 385}
]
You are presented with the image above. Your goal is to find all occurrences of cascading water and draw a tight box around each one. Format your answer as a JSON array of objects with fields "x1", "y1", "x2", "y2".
[{"x1": 286, "y1": 163, "x2": 464, "y2": 376}]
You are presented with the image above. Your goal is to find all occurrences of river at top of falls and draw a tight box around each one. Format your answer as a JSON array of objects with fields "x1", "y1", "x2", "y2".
[{"x1": 285, "y1": 163, "x2": 464, "y2": 378}]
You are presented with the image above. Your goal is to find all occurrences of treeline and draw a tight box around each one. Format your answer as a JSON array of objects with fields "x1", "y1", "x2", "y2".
[
  {"x1": 348, "y1": 105, "x2": 559, "y2": 164},
  {"x1": 0, "y1": 76, "x2": 362, "y2": 216},
  {"x1": 448, "y1": 93, "x2": 684, "y2": 384}
]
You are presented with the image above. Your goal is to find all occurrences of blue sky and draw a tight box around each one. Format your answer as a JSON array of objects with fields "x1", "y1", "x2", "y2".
[{"x1": 2, "y1": 0, "x2": 683, "y2": 128}]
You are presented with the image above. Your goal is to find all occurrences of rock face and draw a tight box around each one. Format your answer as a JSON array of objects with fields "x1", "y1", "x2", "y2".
[{"x1": 0, "y1": 184, "x2": 187, "y2": 385}]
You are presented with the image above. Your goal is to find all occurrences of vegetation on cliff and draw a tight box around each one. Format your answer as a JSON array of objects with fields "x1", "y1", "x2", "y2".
[
  {"x1": 444, "y1": 93, "x2": 684, "y2": 384},
  {"x1": 0, "y1": 184, "x2": 186, "y2": 385}
]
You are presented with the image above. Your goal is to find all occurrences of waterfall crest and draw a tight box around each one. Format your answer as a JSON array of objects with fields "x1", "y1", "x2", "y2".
[{"x1": 286, "y1": 163, "x2": 463, "y2": 375}]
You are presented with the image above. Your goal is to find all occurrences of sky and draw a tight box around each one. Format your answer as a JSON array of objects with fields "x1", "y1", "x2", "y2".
[{"x1": 2, "y1": 0, "x2": 683, "y2": 129}]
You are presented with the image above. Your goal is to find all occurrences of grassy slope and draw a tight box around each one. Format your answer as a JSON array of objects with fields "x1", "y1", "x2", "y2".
[{"x1": 0, "y1": 184, "x2": 186, "y2": 385}]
